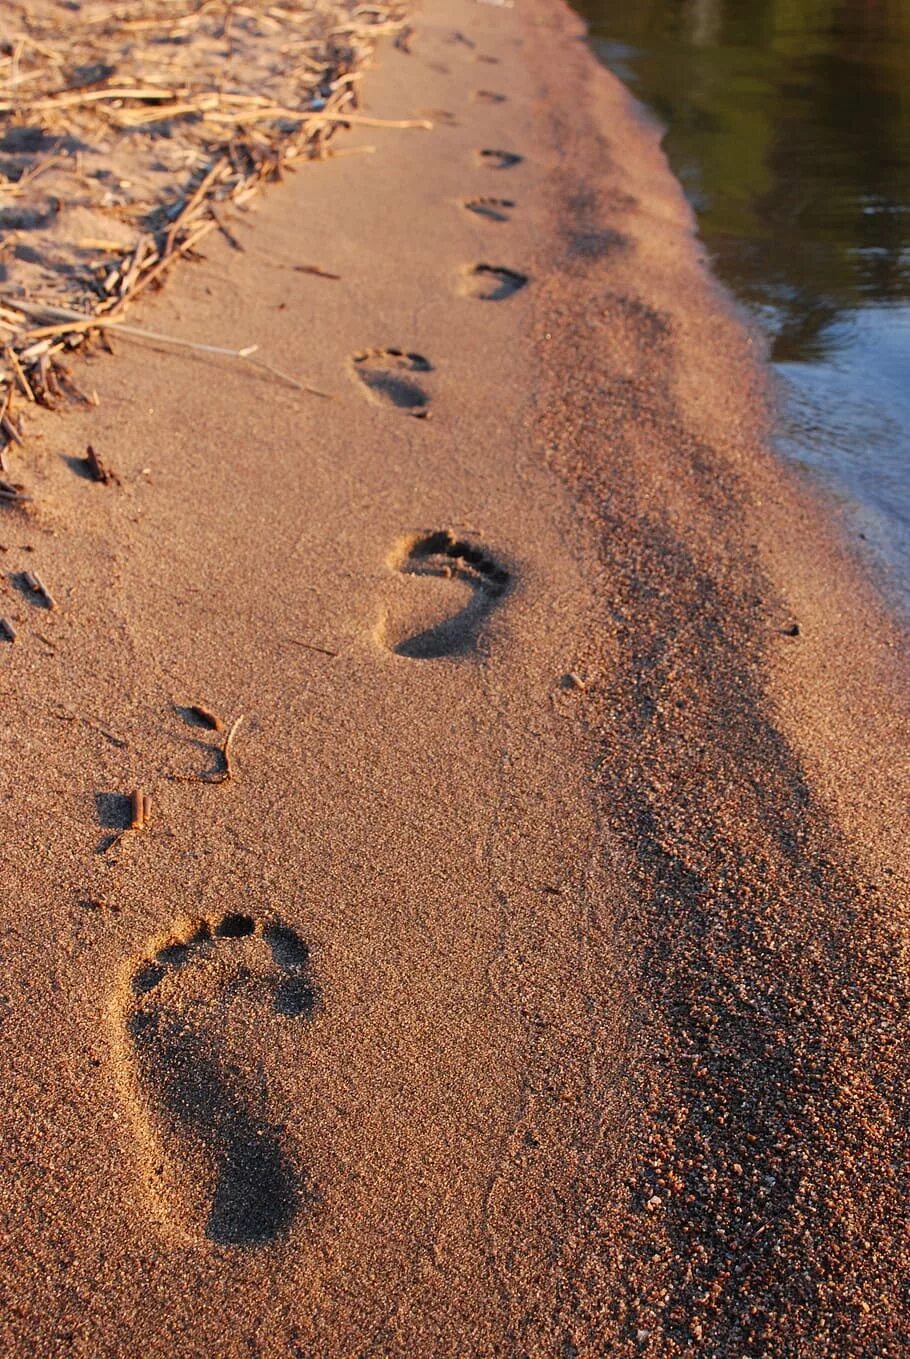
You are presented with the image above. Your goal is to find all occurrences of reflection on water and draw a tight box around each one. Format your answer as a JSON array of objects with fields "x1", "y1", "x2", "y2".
[{"x1": 574, "y1": 0, "x2": 910, "y2": 609}]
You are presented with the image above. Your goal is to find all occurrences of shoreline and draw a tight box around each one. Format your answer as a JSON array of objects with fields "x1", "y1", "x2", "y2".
[
  {"x1": 578, "y1": 3, "x2": 910, "y2": 625},
  {"x1": 1, "y1": 0, "x2": 907, "y2": 1354}
]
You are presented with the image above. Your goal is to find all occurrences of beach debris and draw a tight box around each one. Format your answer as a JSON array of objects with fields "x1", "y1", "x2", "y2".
[
  {"x1": 4, "y1": 347, "x2": 35, "y2": 403},
  {"x1": 0, "y1": 397, "x2": 24, "y2": 447},
  {"x1": 0, "y1": 480, "x2": 31, "y2": 505},
  {"x1": 103, "y1": 788, "x2": 152, "y2": 856},
  {"x1": 176, "y1": 712, "x2": 245, "y2": 784},
  {"x1": 130, "y1": 789, "x2": 152, "y2": 831},
  {"x1": 212, "y1": 715, "x2": 245, "y2": 784},
  {"x1": 0, "y1": 618, "x2": 16, "y2": 642},
  {"x1": 294, "y1": 265, "x2": 342, "y2": 280},
  {"x1": 285, "y1": 638, "x2": 339, "y2": 657},
  {"x1": 83, "y1": 444, "x2": 119, "y2": 486},
  {"x1": 0, "y1": 1, "x2": 428, "y2": 407},
  {"x1": 780, "y1": 622, "x2": 800, "y2": 637},
  {"x1": 10, "y1": 301, "x2": 334, "y2": 398},
  {"x1": 21, "y1": 570, "x2": 56, "y2": 609}
]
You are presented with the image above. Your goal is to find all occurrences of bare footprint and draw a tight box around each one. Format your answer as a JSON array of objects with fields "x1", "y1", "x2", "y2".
[
  {"x1": 463, "y1": 196, "x2": 515, "y2": 223},
  {"x1": 478, "y1": 148, "x2": 523, "y2": 170},
  {"x1": 352, "y1": 348, "x2": 433, "y2": 416},
  {"x1": 378, "y1": 530, "x2": 512, "y2": 660},
  {"x1": 460, "y1": 264, "x2": 529, "y2": 301},
  {"x1": 113, "y1": 912, "x2": 318, "y2": 1246}
]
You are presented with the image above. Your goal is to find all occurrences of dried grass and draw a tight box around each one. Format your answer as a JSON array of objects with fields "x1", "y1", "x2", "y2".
[{"x1": 0, "y1": 0, "x2": 418, "y2": 427}]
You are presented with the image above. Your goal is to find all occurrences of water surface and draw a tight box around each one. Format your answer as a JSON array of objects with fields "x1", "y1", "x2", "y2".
[{"x1": 574, "y1": 0, "x2": 910, "y2": 611}]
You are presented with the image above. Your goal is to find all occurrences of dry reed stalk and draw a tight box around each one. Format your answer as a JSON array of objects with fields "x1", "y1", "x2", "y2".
[{"x1": 1, "y1": 0, "x2": 414, "y2": 406}]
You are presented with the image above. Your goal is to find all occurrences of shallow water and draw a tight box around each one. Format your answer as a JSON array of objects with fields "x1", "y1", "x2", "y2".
[{"x1": 574, "y1": 0, "x2": 910, "y2": 612}]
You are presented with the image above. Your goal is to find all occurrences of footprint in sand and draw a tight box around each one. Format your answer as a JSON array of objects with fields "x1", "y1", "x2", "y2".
[
  {"x1": 113, "y1": 912, "x2": 318, "y2": 1246},
  {"x1": 460, "y1": 265, "x2": 529, "y2": 301},
  {"x1": 478, "y1": 148, "x2": 523, "y2": 170},
  {"x1": 352, "y1": 347, "x2": 433, "y2": 416},
  {"x1": 378, "y1": 530, "x2": 512, "y2": 660},
  {"x1": 463, "y1": 196, "x2": 515, "y2": 224}
]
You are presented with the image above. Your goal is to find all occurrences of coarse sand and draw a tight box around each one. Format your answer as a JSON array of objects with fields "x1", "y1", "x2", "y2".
[{"x1": 0, "y1": 0, "x2": 907, "y2": 1354}]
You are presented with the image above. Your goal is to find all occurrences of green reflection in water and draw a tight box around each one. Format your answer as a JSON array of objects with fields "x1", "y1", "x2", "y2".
[{"x1": 574, "y1": 0, "x2": 910, "y2": 363}]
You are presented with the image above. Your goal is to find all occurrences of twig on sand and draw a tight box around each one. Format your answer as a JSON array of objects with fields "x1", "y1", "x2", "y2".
[
  {"x1": 130, "y1": 788, "x2": 152, "y2": 830},
  {"x1": 214, "y1": 714, "x2": 245, "y2": 782},
  {"x1": 294, "y1": 265, "x2": 341, "y2": 280},
  {"x1": 11, "y1": 301, "x2": 332, "y2": 397},
  {"x1": 22, "y1": 570, "x2": 56, "y2": 609},
  {"x1": 323, "y1": 144, "x2": 377, "y2": 159},
  {"x1": 0, "y1": 480, "x2": 31, "y2": 504},
  {"x1": 175, "y1": 713, "x2": 245, "y2": 784},
  {"x1": 4, "y1": 348, "x2": 34, "y2": 402},
  {"x1": 84, "y1": 444, "x2": 119, "y2": 485},
  {"x1": 285, "y1": 638, "x2": 339, "y2": 658},
  {"x1": 1, "y1": 411, "x2": 23, "y2": 447},
  {"x1": 104, "y1": 788, "x2": 151, "y2": 856}
]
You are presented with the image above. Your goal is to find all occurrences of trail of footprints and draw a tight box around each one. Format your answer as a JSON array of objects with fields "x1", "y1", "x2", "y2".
[
  {"x1": 461, "y1": 264, "x2": 528, "y2": 301},
  {"x1": 464, "y1": 196, "x2": 515, "y2": 223},
  {"x1": 352, "y1": 347, "x2": 433, "y2": 416},
  {"x1": 111, "y1": 23, "x2": 524, "y2": 1250},
  {"x1": 118, "y1": 913, "x2": 317, "y2": 1246},
  {"x1": 352, "y1": 88, "x2": 526, "y2": 416},
  {"x1": 380, "y1": 531, "x2": 512, "y2": 660}
]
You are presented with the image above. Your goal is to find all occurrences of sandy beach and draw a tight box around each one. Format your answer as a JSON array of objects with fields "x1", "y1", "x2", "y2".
[{"x1": 1, "y1": 0, "x2": 907, "y2": 1354}]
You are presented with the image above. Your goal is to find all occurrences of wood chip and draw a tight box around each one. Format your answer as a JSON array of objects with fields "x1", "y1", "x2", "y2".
[
  {"x1": 84, "y1": 444, "x2": 119, "y2": 485},
  {"x1": 22, "y1": 571, "x2": 56, "y2": 608},
  {"x1": 129, "y1": 788, "x2": 151, "y2": 830}
]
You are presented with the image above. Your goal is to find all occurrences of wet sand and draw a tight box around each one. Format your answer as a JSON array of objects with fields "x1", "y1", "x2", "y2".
[{"x1": 0, "y1": 0, "x2": 907, "y2": 1355}]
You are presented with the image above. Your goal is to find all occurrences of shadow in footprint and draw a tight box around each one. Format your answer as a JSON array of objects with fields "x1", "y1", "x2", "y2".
[
  {"x1": 478, "y1": 148, "x2": 523, "y2": 170},
  {"x1": 380, "y1": 530, "x2": 512, "y2": 660},
  {"x1": 117, "y1": 913, "x2": 318, "y2": 1246},
  {"x1": 128, "y1": 1017, "x2": 299, "y2": 1245},
  {"x1": 463, "y1": 196, "x2": 515, "y2": 224},
  {"x1": 461, "y1": 265, "x2": 529, "y2": 301},
  {"x1": 352, "y1": 348, "x2": 433, "y2": 417}
]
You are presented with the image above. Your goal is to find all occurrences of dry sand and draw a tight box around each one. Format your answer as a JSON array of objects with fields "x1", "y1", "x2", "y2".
[{"x1": 0, "y1": 0, "x2": 907, "y2": 1355}]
